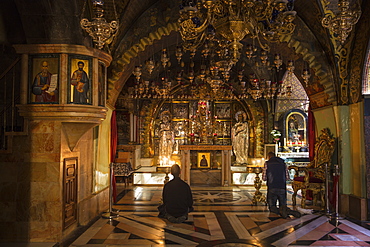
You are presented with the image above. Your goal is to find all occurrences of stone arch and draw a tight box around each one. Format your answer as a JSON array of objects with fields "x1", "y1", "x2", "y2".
[
  {"x1": 107, "y1": 22, "x2": 180, "y2": 107},
  {"x1": 107, "y1": 22, "x2": 337, "y2": 108}
]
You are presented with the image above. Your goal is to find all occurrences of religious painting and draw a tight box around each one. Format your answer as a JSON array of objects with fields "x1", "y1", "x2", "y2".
[
  {"x1": 214, "y1": 103, "x2": 231, "y2": 119},
  {"x1": 197, "y1": 152, "x2": 211, "y2": 168},
  {"x1": 284, "y1": 110, "x2": 307, "y2": 147},
  {"x1": 264, "y1": 144, "x2": 277, "y2": 159},
  {"x1": 172, "y1": 103, "x2": 189, "y2": 119},
  {"x1": 68, "y1": 56, "x2": 91, "y2": 104},
  {"x1": 98, "y1": 61, "x2": 106, "y2": 106},
  {"x1": 29, "y1": 55, "x2": 59, "y2": 104}
]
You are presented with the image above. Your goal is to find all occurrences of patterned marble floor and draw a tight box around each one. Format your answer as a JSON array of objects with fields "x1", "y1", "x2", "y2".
[{"x1": 70, "y1": 185, "x2": 370, "y2": 246}]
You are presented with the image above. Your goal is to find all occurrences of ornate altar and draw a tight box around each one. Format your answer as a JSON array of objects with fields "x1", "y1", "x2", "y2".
[{"x1": 179, "y1": 145, "x2": 232, "y2": 186}]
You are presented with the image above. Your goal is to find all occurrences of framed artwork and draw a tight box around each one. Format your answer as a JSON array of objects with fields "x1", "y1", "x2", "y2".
[
  {"x1": 214, "y1": 103, "x2": 231, "y2": 119},
  {"x1": 197, "y1": 152, "x2": 211, "y2": 168},
  {"x1": 173, "y1": 103, "x2": 189, "y2": 119},
  {"x1": 68, "y1": 56, "x2": 92, "y2": 104},
  {"x1": 29, "y1": 55, "x2": 59, "y2": 104},
  {"x1": 98, "y1": 61, "x2": 106, "y2": 106},
  {"x1": 264, "y1": 144, "x2": 277, "y2": 159},
  {"x1": 285, "y1": 110, "x2": 307, "y2": 146},
  {"x1": 215, "y1": 121, "x2": 231, "y2": 137}
]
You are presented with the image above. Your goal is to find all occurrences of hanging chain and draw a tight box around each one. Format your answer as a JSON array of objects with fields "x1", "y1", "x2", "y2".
[
  {"x1": 113, "y1": 0, "x2": 118, "y2": 21},
  {"x1": 81, "y1": 0, "x2": 87, "y2": 19}
]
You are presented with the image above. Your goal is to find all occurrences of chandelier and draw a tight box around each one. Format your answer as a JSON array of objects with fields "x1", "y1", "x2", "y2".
[
  {"x1": 80, "y1": 0, "x2": 119, "y2": 49},
  {"x1": 178, "y1": 0, "x2": 297, "y2": 65},
  {"x1": 128, "y1": 44, "x2": 297, "y2": 101},
  {"x1": 322, "y1": 0, "x2": 361, "y2": 44}
]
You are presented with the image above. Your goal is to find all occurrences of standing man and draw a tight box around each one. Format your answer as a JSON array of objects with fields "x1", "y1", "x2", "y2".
[
  {"x1": 158, "y1": 164, "x2": 194, "y2": 223},
  {"x1": 262, "y1": 152, "x2": 301, "y2": 218},
  {"x1": 71, "y1": 61, "x2": 89, "y2": 103}
]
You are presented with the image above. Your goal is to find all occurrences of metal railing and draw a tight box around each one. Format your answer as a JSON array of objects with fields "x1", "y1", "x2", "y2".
[{"x1": 0, "y1": 57, "x2": 24, "y2": 150}]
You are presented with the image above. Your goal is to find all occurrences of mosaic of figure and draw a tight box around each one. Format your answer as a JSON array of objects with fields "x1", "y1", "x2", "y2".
[{"x1": 231, "y1": 111, "x2": 249, "y2": 164}]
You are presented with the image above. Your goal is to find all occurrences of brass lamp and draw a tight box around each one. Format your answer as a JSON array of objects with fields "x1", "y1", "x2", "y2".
[
  {"x1": 322, "y1": 0, "x2": 361, "y2": 44},
  {"x1": 80, "y1": 0, "x2": 119, "y2": 49}
]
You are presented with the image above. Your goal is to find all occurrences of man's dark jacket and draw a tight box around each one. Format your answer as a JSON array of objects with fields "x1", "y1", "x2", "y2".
[
  {"x1": 266, "y1": 156, "x2": 287, "y2": 189},
  {"x1": 162, "y1": 176, "x2": 193, "y2": 218}
]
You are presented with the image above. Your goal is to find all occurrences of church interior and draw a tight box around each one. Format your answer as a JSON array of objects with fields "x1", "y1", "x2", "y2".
[{"x1": 1, "y1": 0, "x2": 370, "y2": 246}]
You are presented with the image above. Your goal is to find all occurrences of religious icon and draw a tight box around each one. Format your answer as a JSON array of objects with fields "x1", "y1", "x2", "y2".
[
  {"x1": 285, "y1": 111, "x2": 307, "y2": 147},
  {"x1": 69, "y1": 57, "x2": 91, "y2": 104},
  {"x1": 215, "y1": 103, "x2": 231, "y2": 118},
  {"x1": 30, "y1": 56, "x2": 59, "y2": 103},
  {"x1": 197, "y1": 153, "x2": 210, "y2": 168}
]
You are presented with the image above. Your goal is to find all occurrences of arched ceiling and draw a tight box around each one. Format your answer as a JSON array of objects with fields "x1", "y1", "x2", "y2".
[
  {"x1": 106, "y1": 0, "x2": 339, "y2": 109},
  {"x1": 1, "y1": 0, "x2": 369, "y2": 110}
]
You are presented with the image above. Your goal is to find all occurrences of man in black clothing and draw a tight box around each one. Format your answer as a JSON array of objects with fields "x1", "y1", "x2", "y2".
[
  {"x1": 158, "y1": 164, "x2": 194, "y2": 223},
  {"x1": 262, "y1": 152, "x2": 301, "y2": 218}
]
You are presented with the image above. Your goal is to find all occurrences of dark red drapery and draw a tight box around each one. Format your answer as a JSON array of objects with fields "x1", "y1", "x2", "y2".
[{"x1": 308, "y1": 105, "x2": 316, "y2": 161}]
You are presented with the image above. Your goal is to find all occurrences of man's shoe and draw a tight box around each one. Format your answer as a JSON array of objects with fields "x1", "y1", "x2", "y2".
[
  {"x1": 279, "y1": 206, "x2": 288, "y2": 219},
  {"x1": 287, "y1": 208, "x2": 302, "y2": 218},
  {"x1": 167, "y1": 215, "x2": 177, "y2": 223},
  {"x1": 175, "y1": 215, "x2": 187, "y2": 223}
]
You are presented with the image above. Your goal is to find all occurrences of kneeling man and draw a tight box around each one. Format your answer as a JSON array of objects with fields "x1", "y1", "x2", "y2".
[{"x1": 158, "y1": 164, "x2": 194, "y2": 223}]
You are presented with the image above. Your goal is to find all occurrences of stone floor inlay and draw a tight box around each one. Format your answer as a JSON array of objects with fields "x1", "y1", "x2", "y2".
[{"x1": 70, "y1": 185, "x2": 370, "y2": 246}]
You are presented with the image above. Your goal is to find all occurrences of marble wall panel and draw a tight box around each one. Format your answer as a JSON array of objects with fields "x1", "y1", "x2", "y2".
[
  {"x1": 47, "y1": 162, "x2": 60, "y2": 183},
  {"x1": 30, "y1": 162, "x2": 48, "y2": 182},
  {"x1": 30, "y1": 120, "x2": 56, "y2": 134},
  {"x1": 29, "y1": 153, "x2": 60, "y2": 163},
  {"x1": 78, "y1": 189, "x2": 109, "y2": 226},
  {"x1": 190, "y1": 170, "x2": 222, "y2": 186},
  {"x1": 45, "y1": 201, "x2": 62, "y2": 222},
  {"x1": 29, "y1": 221, "x2": 62, "y2": 242},
  {"x1": 30, "y1": 181, "x2": 60, "y2": 203}
]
